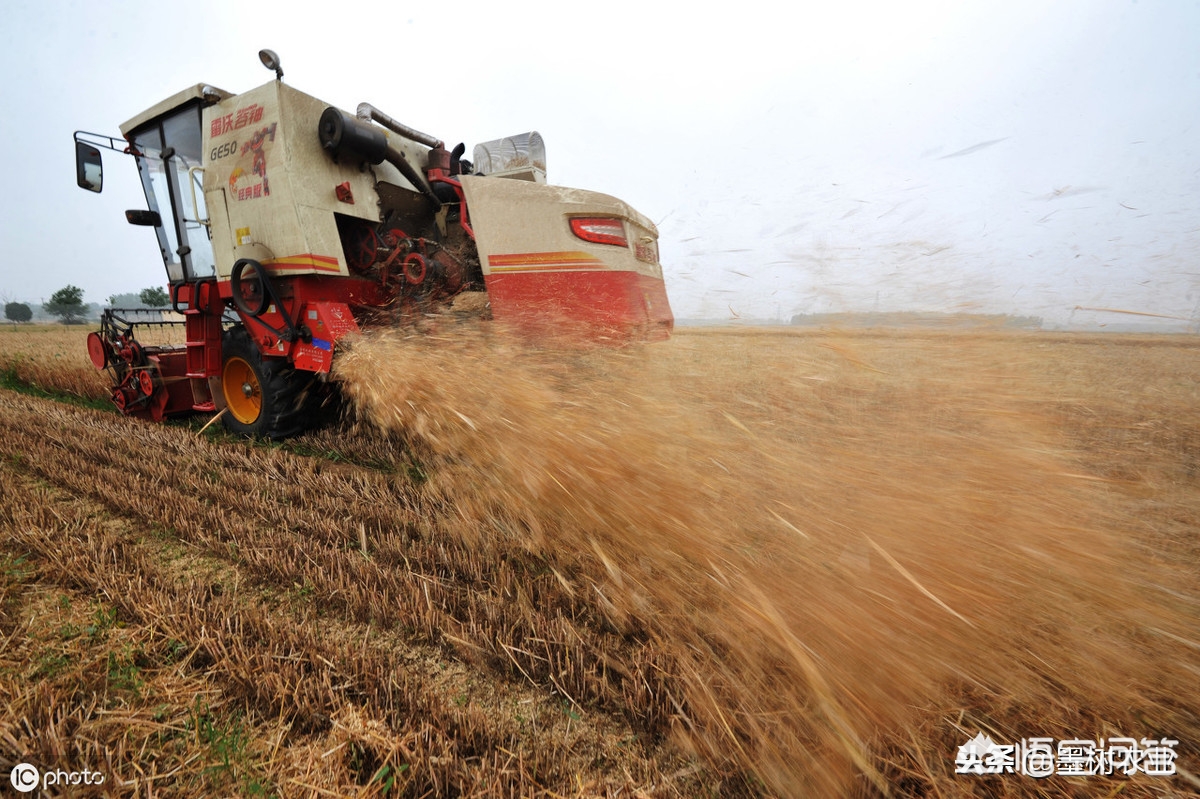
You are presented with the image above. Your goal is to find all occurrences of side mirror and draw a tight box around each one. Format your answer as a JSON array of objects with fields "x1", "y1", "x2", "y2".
[
  {"x1": 75, "y1": 141, "x2": 103, "y2": 192},
  {"x1": 125, "y1": 209, "x2": 162, "y2": 226}
]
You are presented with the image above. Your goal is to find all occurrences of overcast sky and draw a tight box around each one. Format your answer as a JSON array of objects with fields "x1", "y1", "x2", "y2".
[{"x1": 2, "y1": 0, "x2": 1197, "y2": 327}]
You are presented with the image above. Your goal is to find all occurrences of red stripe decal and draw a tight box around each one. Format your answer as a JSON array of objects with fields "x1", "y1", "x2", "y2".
[
  {"x1": 488, "y1": 251, "x2": 604, "y2": 272},
  {"x1": 263, "y1": 254, "x2": 341, "y2": 273}
]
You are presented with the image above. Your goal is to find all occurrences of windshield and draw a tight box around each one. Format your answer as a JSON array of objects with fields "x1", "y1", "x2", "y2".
[{"x1": 130, "y1": 102, "x2": 215, "y2": 283}]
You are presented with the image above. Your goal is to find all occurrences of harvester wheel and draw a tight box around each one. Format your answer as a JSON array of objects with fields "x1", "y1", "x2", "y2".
[{"x1": 219, "y1": 326, "x2": 316, "y2": 439}]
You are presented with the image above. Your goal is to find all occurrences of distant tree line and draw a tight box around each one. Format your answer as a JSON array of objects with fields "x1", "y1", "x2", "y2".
[
  {"x1": 45, "y1": 285, "x2": 88, "y2": 324},
  {"x1": 4, "y1": 302, "x2": 32, "y2": 323},
  {"x1": 2, "y1": 285, "x2": 171, "y2": 324},
  {"x1": 109, "y1": 286, "x2": 170, "y2": 308},
  {"x1": 789, "y1": 312, "x2": 1044, "y2": 330}
]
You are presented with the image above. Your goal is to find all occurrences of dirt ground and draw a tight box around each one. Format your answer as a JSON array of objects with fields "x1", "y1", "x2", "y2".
[{"x1": 1, "y1": 323, "x2": 1197, "y2": 797}]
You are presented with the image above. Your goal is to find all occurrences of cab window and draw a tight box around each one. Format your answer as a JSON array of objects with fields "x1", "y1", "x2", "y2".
[{"x1": 130, "y1": 103, "x2": 215, "y2": 283}]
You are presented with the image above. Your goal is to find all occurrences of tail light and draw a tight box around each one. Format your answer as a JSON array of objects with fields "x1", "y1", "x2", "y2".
[{"x1": 570, "y1": 217, "x2": 628, "y2": 247}]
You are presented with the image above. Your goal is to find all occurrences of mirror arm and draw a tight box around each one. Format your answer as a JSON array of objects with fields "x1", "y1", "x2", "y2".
[
  {"x1": 73, "y1": 130, "x2": 127, "y2": 154},
  {"x1": 74, "y1": 131, "x2": 152, "y2": 160}
]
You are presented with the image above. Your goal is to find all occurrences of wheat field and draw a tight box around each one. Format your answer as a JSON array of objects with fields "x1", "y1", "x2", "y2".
[{"x1": 0, "y1": 322, "x2": 1197, "y2": 797}]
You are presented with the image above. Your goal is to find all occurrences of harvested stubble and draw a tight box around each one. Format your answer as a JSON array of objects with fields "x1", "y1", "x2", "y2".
[
  {"x1": 0, "y1": 390, "x2": 675, "y2": 795},
  {"x1": 0, "y1": 323, "x2": 1196, "y2": 797}
]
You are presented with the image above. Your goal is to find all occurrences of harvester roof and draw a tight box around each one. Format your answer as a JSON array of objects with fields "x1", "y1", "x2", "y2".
[{"x1": 119, "y1": 83, "x2": 233, "y2": 137}]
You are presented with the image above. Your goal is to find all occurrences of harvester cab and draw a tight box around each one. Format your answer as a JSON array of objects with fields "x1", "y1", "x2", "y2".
[{"x1": 74, "y1": 50, "x2": 673, "y2": 438}]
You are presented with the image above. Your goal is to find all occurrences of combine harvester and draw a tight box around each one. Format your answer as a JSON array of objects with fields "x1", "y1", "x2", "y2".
[{"x1": 75, "y1": 50, "x2": 673, "y2": 438}]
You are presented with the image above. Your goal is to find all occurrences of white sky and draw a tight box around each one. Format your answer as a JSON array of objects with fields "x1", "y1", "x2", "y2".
[{"x1": 2, "y1": 0, "x2": 1197, "y2": 327}]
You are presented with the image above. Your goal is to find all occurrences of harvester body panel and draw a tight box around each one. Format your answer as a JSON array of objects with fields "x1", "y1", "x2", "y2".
[
  {"x1": 199, "y1": 81, "x2": 429, "y2": 280},
  {"x1": 462, "y1": 176, "x2": 673, "y2": 338}
]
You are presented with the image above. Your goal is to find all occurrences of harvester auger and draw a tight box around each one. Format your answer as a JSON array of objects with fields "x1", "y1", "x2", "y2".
[{"x1": 74, "y1": 50, "x2": 673, "y2": 439}]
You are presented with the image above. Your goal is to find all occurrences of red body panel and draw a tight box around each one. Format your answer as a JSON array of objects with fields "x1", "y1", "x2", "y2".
[
  {"x1": 177, "y1": 281, "x2": 221, "y2": 412},
  {"x1": 113, "y1": 349, "x2": 193, "y2": 422},
  {"x1": 484, "y1": 269, "x2": 674, "y2": 340},
  {"x1": 151, "y1": 350, "x2": 200, "y2": 419},
  {"x1": 291, "y1": 301, "x2": 361, "y2": 372},
  {"x1": 216, "y1": 275, "x2": 381, "y2": 370}
]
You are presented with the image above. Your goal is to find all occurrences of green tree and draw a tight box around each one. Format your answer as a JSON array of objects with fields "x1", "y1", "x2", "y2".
[
  {"x1": 139, "y1": 286, "x2": 170, "y2": 307},
  {"x1": 4, "y1": 302, "x2": 32, "y2": 323},
  {"x1": 44, "y1": 285, "x2": 87, "y2": 325}
]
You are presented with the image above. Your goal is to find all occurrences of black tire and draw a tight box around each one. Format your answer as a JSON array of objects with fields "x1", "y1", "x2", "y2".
[{"x1": 219, "y1": 325, "x2": 318, "y2": 439}]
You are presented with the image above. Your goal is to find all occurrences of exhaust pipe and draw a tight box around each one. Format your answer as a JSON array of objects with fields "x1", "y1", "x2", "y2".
[
  {"x1": 356, "y1": 103, "x2": 443, "y2": 150},
  {"x1": 318, "y1": 107, "x2": 441, "y2": 210}
]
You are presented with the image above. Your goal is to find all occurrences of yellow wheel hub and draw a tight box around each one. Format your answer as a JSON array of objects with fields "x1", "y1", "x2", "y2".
[{"x1": 223, "y1": 356, "x2": 262, "y2": 425}]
